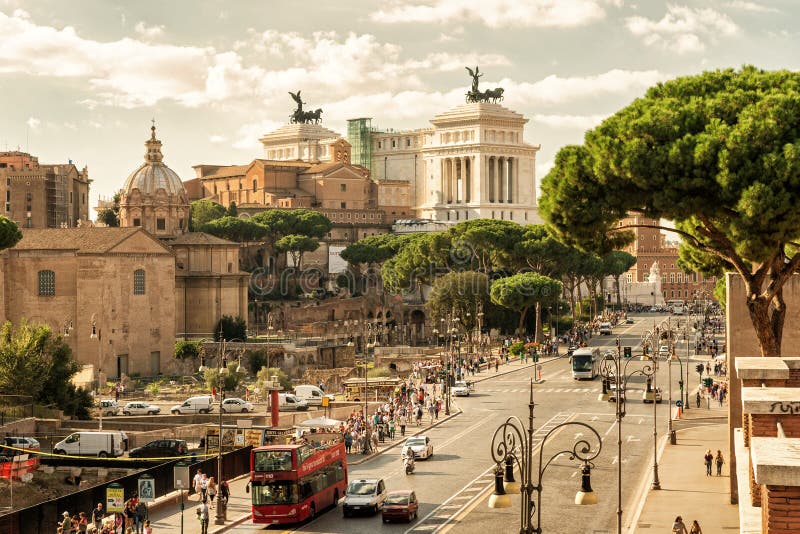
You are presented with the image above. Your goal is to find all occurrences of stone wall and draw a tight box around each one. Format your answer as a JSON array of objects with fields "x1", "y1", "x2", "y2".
[{"x1": 727, "y1": 273, "x2": 800, "y2": 504}]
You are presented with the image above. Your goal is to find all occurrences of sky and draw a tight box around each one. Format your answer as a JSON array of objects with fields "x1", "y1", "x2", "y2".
[{"x1": 0, "y1": 0, "x2": 797, "y2": 216}]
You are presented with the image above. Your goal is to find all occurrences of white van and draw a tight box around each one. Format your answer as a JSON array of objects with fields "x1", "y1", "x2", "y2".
[
  {"x1": 294, "y1": 385, "x2": 335, "y2": 406},
  {"x1": 599, "y1": 322, "x2": 613, "y2": 335},
  {"x1": 53, "y1": 431, "x2": 124, "y2": 458},
  {"x1": 278, "y1": 393, "x2": 309, "y2": 411},
  {"x1": 170, "y1": 396, "x2": 214, "y2": 415}
]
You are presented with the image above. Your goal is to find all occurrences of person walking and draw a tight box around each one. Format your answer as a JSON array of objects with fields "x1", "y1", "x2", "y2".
[
  {"x1": 689, "y1": 520, "x2": 703, "y2": 534},
  {"x1": 59, "y1": 511, "x2": 71, "y2": 534},
  {"x1": 196, "y1": 501, "x2": 209, "y2": 534},
  {"x1": 696, "y1": 391, "x2": 701, "y2": 408},
  {"x1": 143, "y1": 519, "x2": 153, "y2": 534},
  {"x1": 207, "y1": 477, "x2": 217, "y2": 509},
  {"x1": 344, "y1": 431, "x2": 352, "y2": 453},
  {"x1": 200, "y1": 473, "x2": 209, "y2": 503},
  {"x1": 704, "y1": 449, "x2": 714, "y2": 476},
  {"x1": 399, "y1": 413, "x2": 407, "y2": 436},
  {"x1": 193, "y1": 470, "x2": 203, "y2": 501},
  {"x1": 90, "y1": 503, "x2": 104, "y2": 532},
  {"x1": 715, "y1": 450, "x2": 725, "y2": 476},
  {"x1": 220, "y1": 479, "x2": 230, "y2": 504},
  {"x1": 134, "y1": 500, "x2": 148, "y2": 534},
  {"x1": 672, "y1": 516, "x2": 689, "y2": 534}
]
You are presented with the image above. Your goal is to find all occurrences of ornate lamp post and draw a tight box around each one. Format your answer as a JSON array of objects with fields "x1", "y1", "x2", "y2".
[
  {"x1": 489, "y1": 380, "x2": 602, "y2": 533},
  {"x1": 598, "y1": 338, "x2": 659, "y2": 534}
]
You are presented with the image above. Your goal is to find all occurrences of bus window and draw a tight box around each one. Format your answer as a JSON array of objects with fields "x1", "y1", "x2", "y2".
[
  {"x1": 254, "y1": 450, "x2": 293, "y2": 471},
  {"x1": 252, "y1": 481, "x2": 299, "y2": 505}
]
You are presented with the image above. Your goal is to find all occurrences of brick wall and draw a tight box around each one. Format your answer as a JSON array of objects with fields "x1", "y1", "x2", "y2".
[
  {"x1": 750, "y1": 414, "x2": 800, "y2": 439},
  {"x1": 788, "y1": 369, "x2": 800, "y2": 387},
  {"x1": 761, "y1": 485, "x2": 800, "y2": 534},
  {"x1": 750, "y1": 455, "x2": 762, "y2": 507}
]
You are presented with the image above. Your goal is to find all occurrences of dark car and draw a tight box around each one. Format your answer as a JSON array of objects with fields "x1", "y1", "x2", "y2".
[
  {"x1": 128, "y1": 439, "x2": 187, "y2": 459},
  {"x1": 382, "y1": 490, "x2": 418, "y2": 523}
]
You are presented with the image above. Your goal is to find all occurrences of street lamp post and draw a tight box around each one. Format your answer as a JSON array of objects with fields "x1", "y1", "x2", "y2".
[
  {"x1": 488, "y1": 380, "x2": 602, "y2": 533},
  {"x1": 598, "y1": 338, "x2": 659, "y2": 534},
  {"x1": 89, "y1": 315, "x2": 103, "y2": 431}
]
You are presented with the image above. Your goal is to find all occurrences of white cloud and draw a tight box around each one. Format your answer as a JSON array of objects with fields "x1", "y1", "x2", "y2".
[
  {"x1": 626, "y1": 4, "x2": 738, "y2": 53},
  {"x1": 502, "y1": 69, "x2": 667, "y2": 105},
  {"x1": 533, "y1": 113, "x2": 609, "y2": 129},
  {"x1": 209, "y1": 135, "x2": 227, "y2": 144},
  {"x1": 134, "y1": 21, "x2": 165, "y2": 39},
  {"x1": 725, "y1": 1, "x2": 778, "y2": 13},
  {"x1": 232, "y1": 120, "x2": 284, "y2": 150},
  {"x1": 370, "y1": 0, "x2": 612, "y2": 28},
  {"x1": 26, "y1": 116, "x2": 40, "y2": 129}
]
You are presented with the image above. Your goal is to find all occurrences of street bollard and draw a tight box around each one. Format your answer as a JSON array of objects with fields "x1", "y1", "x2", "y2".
[{"x1": 670, "y1": 430, "x2": 677, "y2": 445}]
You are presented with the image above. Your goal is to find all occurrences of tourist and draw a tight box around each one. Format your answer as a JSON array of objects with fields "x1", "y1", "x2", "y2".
[
  {"x1": 715, "y1": 450, "x2": 725, "y2": 476},
  {"x1": 672, "y1": 516, "x2": 688, "y2": 534},
  {"x1": 703, "y1": 450, "x2": 713, "y2": 476},
  {"x1": 689, "y1": 520, "x2": 703, "y2": 534}
]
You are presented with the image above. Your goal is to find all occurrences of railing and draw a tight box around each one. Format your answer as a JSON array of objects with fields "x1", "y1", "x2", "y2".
[{"x1": 0, "y1": 446, "x2": 253, "y2": 533}]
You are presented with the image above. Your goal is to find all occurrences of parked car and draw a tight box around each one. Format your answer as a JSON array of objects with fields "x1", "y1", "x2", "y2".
[
  {"x1": 343, "y1": 478, "x2": 387, "y2": 517},
  {"x1": 170, "y1": 396, "x2": 213, "y2": 415},
  {"x1": 607, "y1": 382, "x2": 625, "y2": 403},
  {"x1": 98, "y1": 399, "x2": 119, "y2": 417},
  {"x1": 382, "y1": 490, "x2": 418, "y2": 523},
  {"x1": 643, "y1": 387, "x2": 663, "y2": 404},
  {"x1": 221, "y1": 398, "x2": 253, "y2": 413},
  {"x1": 128, "y1": 439, "x2": 188, "y2": 458},
  {"x1": 1, "y1": 436, "x2": 40, "y2": 457},
  {"x1": 277, "y1": 393, "x2": 309, "y2": 411},
  {"x1": 403, "y1": 436, "x2": 433, "y2": 459},
  {"x1": 452, "y1": 381, "x2": 471, "y2": 397},
  {"x1": 658, "y1": 345, "x2": 670, "y2": 357},
  {"x1": 122, "y1": 402, "x2": 161, "y2": 416}
]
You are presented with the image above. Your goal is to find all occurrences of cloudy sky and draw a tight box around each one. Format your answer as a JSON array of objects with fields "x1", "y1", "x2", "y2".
[{"x1": 0, "y1": 0, "x2": 797, "y2": 214}]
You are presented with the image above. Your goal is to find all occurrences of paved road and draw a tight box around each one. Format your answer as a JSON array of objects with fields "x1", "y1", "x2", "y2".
[{"x1": 221, "y1": 314, "x2": 695, "y2": 534}]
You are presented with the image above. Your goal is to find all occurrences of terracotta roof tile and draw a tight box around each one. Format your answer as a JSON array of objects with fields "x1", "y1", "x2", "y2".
[
  {"x1": 12, "y1": 227, "x2": 169, "y2": 254},
  {"x1": 168, "y1": 232, "x2": 238, "y2": 246}
]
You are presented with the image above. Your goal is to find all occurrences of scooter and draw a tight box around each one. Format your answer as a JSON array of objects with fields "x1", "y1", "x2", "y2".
[{"x1": 403, "y1": 455, "x2": 415, "y2": 475}]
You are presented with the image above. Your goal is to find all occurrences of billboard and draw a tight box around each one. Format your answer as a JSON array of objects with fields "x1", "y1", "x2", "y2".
[{"x1": 328, "y1": 245, "x2": 347, "y2": 274}]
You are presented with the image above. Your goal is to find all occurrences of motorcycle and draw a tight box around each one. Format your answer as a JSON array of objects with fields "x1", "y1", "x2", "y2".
[{"x1": 403, "y1": 455, "x2": 415, "y2": 475}]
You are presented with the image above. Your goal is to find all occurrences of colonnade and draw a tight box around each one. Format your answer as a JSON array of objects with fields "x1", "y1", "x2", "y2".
[{"x1": 439, "y1": 155, "x2": 518, "y2": 204}]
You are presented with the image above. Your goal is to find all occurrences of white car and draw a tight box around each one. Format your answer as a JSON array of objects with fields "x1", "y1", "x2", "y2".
[
  {"x1": 403, "y1": 436, "x2": 433, "y2": 459},
  {"x1": 122, "y1": 402, "x2": 161, "y2": 416},
  {"x1": 452, "y1": 381, "x2": 470, "y2": 397},
  {"x1": 221, "y1": 398, "x2": 254, "y2": 413},
  {"x1": 658, "y1": 345, "x2": 670, "y2": 357}
]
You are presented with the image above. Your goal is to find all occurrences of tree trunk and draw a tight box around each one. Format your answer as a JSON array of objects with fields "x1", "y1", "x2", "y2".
[
  {"x1": 518, "y1": 307, "x2": 529, "y2": 335},
  {"x1": 534, "y1": 301, "x2": 543, "y2": 343},
  {"x1": 745, "y1": 281, "x2": 785, "y2": 356}
]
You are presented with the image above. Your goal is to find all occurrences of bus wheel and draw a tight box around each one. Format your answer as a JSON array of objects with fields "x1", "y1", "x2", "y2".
[
  {"x1": 309, "y1": 503, "x2": 316, "y2": 519},
  {"x1": 333, "y1": 490, "x2": 339, "y2": 507}
]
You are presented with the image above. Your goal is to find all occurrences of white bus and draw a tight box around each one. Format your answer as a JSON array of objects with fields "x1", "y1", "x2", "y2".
[{"x1": 571, "y1": 348, "x2": 600, "y2": 380}]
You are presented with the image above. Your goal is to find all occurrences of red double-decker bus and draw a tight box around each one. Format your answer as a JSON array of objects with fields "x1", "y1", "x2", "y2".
[{"x1": 250, "y1": 441, "x2": 347, "y2": 524}]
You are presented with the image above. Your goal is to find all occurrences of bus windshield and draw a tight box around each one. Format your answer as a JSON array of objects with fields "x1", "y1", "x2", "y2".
[
  {"x1": 252, "y1": 480, "x2": 298, "y2": 505},
  {"x1": 572, "y1": 356, "x2": 594, "y2": 371},
  {"x1": 253, "y1": 450, "x2": 293, "y2": 471}
]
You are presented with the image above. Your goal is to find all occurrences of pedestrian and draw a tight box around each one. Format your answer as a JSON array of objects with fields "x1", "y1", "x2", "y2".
[
  {"x1": 196, "y1": 501, "x2": 209, "y2": 534},
  {"x1": 696, "y1": 391, "x2": 701, "y2": 408},
  {"x1": 704, "y1": 449, "x2": 713, "y2": 476},
  {"x1": 495, "y1": 359, "x2": 499, "y2": 373},
  {"x1": 399, "y1": 414, "x2": 407, "y2": 436},
  {"x1": 715, "y1": 450, "x2": 725, "y2": 476},
  {"x1": 91, "y1": 503, "x2": 104, "y2": 532},
  {"x1": 134, "y1": 499, "x2": 148, "y2": 534},
  {"x1": 123, "y1": 499, "x2": 136, "y2": 530},
  {"x1": 60, "y1": 511, "x2": 71, "y2": 534},
  {"x1": 344, "y1": 431, "x2": 352, "y2": 453},
  {"x1": 77, "y1": 512, "x2": 88, "y2": 533},
  {"x1": 200, "y1": 473, "x2": 209, "y2": 502},
  {"x1": 193, "y1": 470, "x2": 203, "y2": 500},
  {"x1": 388, "y1": 418, "x2": 396, "y2": 439},
  {"x1": 220, "y1": 479, "x2": 230, "y2": 504},
  {"x1": 143, "y1": 519, "x2": 153, "y2": 534},
  {"x1": 207, "y1": 476, "x2": 217, "y2": 508},
  {"x1": 672, "y1": 516, "x2": 688, "y2": 534},
  {"x1": 689, "y1": 520, "x2": 703, "y2": 534}
]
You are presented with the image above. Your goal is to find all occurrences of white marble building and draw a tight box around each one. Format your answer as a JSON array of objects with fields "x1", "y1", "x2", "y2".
[{"x1": 257, "y1": 100, "x2": 543, "y2": 224}]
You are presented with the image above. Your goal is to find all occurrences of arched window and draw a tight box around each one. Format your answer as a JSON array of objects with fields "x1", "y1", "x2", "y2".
[
  {"x1": 133, "y1": 269, "x2": 146, "y2": 295},
  {"x1": 38, "y1": 270, "x2": 55, "y2": 296}
]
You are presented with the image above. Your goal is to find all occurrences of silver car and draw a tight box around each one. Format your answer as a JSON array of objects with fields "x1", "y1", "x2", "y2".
[
  {"x1": 452, "y1": 381, "x2": 470, "y2": 396},
  {"x1": 221, "y1": 398, "x2": 254, "y2": 413},
  {"x1": 343, "y1": 478, "x2": 387, "y2": 517},
  {"x1": 403, "y1": 436, "x2": 433, "y2": 459}
]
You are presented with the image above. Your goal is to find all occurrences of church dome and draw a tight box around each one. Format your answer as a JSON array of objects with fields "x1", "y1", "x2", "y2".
[{"x1": 123, "y1": 125, "x2": 186, "y2": 196}]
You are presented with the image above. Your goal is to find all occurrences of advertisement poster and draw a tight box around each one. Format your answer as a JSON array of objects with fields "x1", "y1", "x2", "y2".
[
  {"x1": 138, "y1": 476, "x2": 155, "y2": 503},
  {"x1": 106, "y1": 484, "x2": 124, "y2": 512},
  {"x1": 244, "y1": 429, "x2": 264, "y2": 448}
]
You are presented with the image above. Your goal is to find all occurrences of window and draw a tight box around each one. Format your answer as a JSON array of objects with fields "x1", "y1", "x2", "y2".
[
  {"x1": 26, "y1": 192, "x2": 32, "y2": 202},
  {"x1": 4, "y1": 203, "x2": 9, "y2": 213},
  {"x1": 5, "y1": 191, "x2": 9, "y2": 202},
  {"x1": 156, "y1": 218, "x2": 166, "y2": 230},
  {"x1": 406, "y1": 138, "x2": 411, "y2": 147},
  {"x1": 82, "y1": 193, "x2": 85, "y2": 204},
  {"x1": 676, "y1": 273, "x2": 682, "y2": 284},
  {"x1": 239, "y1": 182, "x2": 243, "y2": 190},
  {"x1": 392, "y1": 139, "x2": 396, "y2": 148},
  {"x1": 133, "y1": 218, "x2": 141, "y2": 226},
  {"x1": 340, "y1": 183, "x2": 346, "y2": 192},
  {"x1": 70, "y1": 191, "x2": 73, "y2": 203},
  {"x1": 670, "y1": 273, "x2": 675, "y2": 283},
  {"x1": 38, "y1": 270, "x2": 55, "y2": 296},
  {"x1": 341, "y1": 202, "x2": 347, "y2": 209},
  {"x1": 133, "y1": 269, "x2": 146, "y2": 295},
  {"x1": 253, "y1": 179, "x2": 257, "y2": 192}
]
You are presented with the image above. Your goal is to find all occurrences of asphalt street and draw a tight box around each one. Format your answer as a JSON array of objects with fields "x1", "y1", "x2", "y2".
[{"x1": 227, "y1": 313, "x2": 700, "y2": 534}]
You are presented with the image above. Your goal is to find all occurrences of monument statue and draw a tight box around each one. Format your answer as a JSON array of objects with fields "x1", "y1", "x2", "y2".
[
  {"x1": 648, "y1": 262, "x2": 661, "y2": 283},
  {"x1": 464, "y1": 67, "x2": 504, "y2": 104},
  {"x1": 288, "y1": 91, "x2": 323, "y2": 124}
]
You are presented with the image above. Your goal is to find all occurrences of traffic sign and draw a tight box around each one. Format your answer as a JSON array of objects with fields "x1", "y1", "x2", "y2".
[{"x1": 676, "y1": 400, "x2": 683, "y2": 408}]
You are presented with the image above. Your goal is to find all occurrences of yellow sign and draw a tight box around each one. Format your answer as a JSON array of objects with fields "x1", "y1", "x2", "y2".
[
  {"x1": 106, "y1": 484, "x2": 124, "y2": 512},
  {"x1": 321, "y1": 396, "x2": 330, "y2": 407}
]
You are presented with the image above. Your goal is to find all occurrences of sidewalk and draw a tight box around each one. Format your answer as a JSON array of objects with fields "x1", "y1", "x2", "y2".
[{"x1": 631, "y1": 400, "x2": 738, "y2": 533}]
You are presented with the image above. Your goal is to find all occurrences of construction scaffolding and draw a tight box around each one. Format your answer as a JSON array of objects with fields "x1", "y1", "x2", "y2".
[{"x1": 346, "y1": 118, "x2": 372, "y2": 174}]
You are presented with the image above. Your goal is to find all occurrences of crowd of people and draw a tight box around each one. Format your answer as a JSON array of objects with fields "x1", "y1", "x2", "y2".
[{"x1": 59, "y1": 498, "x2": 150, "y2": 534}]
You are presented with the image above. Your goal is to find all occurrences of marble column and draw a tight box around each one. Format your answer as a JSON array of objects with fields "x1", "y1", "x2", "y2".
[
  {"x1": 488, "y1": 156, "x2": 494, "y2": 202},
  {"x1": 507, "y1": 157, "x2": 513, "y2": 203},
  {"x1": 465, "y1": 157, "x2": 471, "y2": 203},
  {"x1": 497, "y1": 157, "x2": 504, "y2": 203}
]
